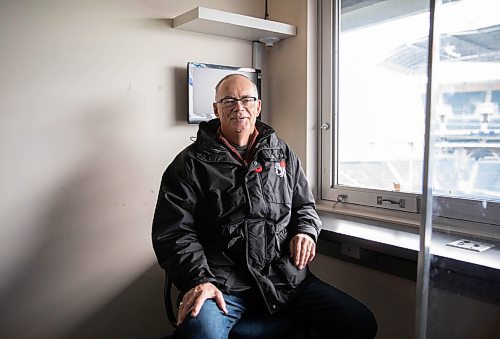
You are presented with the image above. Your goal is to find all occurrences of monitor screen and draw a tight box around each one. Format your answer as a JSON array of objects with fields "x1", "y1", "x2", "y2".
[{"x1": 187, "y1": 62, "x2": 261, "y2": 124}]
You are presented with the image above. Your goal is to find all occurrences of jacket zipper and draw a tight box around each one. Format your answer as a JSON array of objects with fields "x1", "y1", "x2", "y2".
[{"x1": 244, "y1": 220, "x2": 274, "y2": 314}]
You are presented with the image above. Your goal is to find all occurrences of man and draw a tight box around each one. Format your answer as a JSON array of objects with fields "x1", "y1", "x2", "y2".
[{"x1": 152, "y1": 74, "x2": 377, "y2": 338}]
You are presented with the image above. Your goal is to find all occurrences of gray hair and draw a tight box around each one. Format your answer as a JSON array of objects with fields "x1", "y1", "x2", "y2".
[{"x1": 215, "y1": 74, "x2": 259, "y2": 100}]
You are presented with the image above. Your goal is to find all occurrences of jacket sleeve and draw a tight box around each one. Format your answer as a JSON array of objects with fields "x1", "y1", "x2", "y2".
[
  {"x1": 151, "y1": 158, "x2": 217, "y2": 292},
  {"x1": 287, "y1": 147, "x2": 322, "y2": 242}
]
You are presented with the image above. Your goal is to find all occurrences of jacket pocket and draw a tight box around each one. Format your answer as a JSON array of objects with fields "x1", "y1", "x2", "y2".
[
  {"x1": 259, "y1": 149, "x2": 292, "y2": 206},
  {"x1": 206, "y1": 251, "x2": 235, "y2": 283},
  {"x1": 274, "y1": 256, "x2": 307, "y2": 288},
  {"x1": 204, "y1": 219, "x2": 245, "y2": 251}
]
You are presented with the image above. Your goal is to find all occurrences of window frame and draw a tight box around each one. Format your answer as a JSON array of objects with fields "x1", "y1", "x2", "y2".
[{"x1": 317, "y1": 0, "x2": 500, "y2": 238}]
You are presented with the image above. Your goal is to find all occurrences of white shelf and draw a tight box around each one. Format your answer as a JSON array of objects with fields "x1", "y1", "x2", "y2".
[{"x1": 173, "y1": 7, "x2": 296, "y2": 42}]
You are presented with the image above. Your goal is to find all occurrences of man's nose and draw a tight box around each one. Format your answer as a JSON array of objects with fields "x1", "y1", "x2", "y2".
[{"x1": 233, "y1": 100, "x2": 245, "y2": 110}]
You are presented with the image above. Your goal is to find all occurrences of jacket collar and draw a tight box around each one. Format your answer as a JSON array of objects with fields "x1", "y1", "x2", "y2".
[{"x1": 194, "y1": 119, "x2": 277, "y2": 163}]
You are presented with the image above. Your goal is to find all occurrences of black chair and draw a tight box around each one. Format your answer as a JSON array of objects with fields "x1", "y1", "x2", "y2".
[{"x1": 163, "y1": 272, "x2": 311, "y2": 339}]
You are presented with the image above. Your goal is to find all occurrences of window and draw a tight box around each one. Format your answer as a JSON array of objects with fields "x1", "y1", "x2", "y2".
[{"x1": 319, "y1": 0, "x2": 500, "y2": 234}]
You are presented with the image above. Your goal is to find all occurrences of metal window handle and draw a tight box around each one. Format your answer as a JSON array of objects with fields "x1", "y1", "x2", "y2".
[
  {"x1": 377, "y1": 196, "x2": 406, "y2": 208},
  {"x1": 321, "y1": 123, "x2": 330, "y2": 130}
]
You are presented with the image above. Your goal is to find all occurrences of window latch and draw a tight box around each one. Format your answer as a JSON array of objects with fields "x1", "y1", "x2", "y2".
[{"x1": 377, "y1": 196, "x2": 405, "y2": 208}]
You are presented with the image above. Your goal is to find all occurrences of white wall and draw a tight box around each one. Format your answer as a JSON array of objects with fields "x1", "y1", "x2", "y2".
[
  {"x1": 0, "y1": 1, "x2": 262, "y2": 338},
  {"x1": 266, "y1": 0, "x2": 318, "y2": 189}
]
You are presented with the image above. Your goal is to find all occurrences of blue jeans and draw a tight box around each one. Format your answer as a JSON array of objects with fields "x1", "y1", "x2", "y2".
[
  {"x1": 176, "y1": 275, "x2": 377, "y2": 339},
  {"x1": 176, "y1": 293, "x2": 247, "y2": 339}
]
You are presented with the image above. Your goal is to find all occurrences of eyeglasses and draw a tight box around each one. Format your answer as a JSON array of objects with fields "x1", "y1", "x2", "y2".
[{"x1": 217, "y1": 96, "x2": 257, "y2": 108}]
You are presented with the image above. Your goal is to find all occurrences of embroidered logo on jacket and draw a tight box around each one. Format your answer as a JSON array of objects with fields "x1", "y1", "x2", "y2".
[{"x1": 275, "y1": 160, "x2": 286, "y2": 178}]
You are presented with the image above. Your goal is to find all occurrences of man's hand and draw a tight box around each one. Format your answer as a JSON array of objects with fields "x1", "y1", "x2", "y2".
[
  {"x1": 177, "y1": 282, "x2": 228, "y2": 326},
  {"x1": 289, "y1": 233, "x2": 316, "y2": 270}
]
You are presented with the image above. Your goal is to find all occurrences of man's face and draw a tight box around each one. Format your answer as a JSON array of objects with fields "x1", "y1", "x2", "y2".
[{"x1": 213, "y1": 75, "x2": 261, "y2": 137}]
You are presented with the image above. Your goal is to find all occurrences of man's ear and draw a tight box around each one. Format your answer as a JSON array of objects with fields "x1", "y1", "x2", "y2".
[{"x1": 213, "y1": 102, "x2": 220, "y2": 118}]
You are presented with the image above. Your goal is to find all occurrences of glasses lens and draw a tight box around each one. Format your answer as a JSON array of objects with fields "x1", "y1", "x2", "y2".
[
  {"x1": 221, "y1": 98, "x2": 236, "y2": 106},
  {"x1": 220, "y1": 97, "x2": 256, "y2": 108},
  {"x1": 241, "y1": 98, "x2": 255, "y2": 107}
]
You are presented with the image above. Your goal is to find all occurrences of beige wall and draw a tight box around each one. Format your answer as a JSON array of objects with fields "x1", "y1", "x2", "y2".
[
  {"x1": 266, "y1": 0, "x2": 318, "y2": 188},
  {"x1": 0, "y1": 1, "x2": 262, "y2": 338}
]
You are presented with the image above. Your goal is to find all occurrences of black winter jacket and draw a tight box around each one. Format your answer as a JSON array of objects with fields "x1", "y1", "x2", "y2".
[{"x1": 152, "y1": 119, "x2": 322, "y2": 313}]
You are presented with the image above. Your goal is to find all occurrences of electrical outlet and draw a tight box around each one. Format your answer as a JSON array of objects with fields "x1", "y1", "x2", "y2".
[
  {"x1": 446, "y1": 239, "x2": 495, "y2": 252},
  {"x1": 341, "y1": 243, "x2": 360, "y2": 259}
]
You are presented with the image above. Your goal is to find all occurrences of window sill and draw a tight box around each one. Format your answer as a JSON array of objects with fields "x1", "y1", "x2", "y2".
[
  {"x1": 317, "y1": 209, "x2": 500, "y2": 270},
  {"x1": 316, "y1": 210, "x2": 500, "y2": 304}
]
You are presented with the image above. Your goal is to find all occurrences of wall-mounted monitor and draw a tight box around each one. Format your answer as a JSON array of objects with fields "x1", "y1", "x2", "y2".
[{"x1": 187, "y1": 62, "x2": 261, "y2": 124}]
